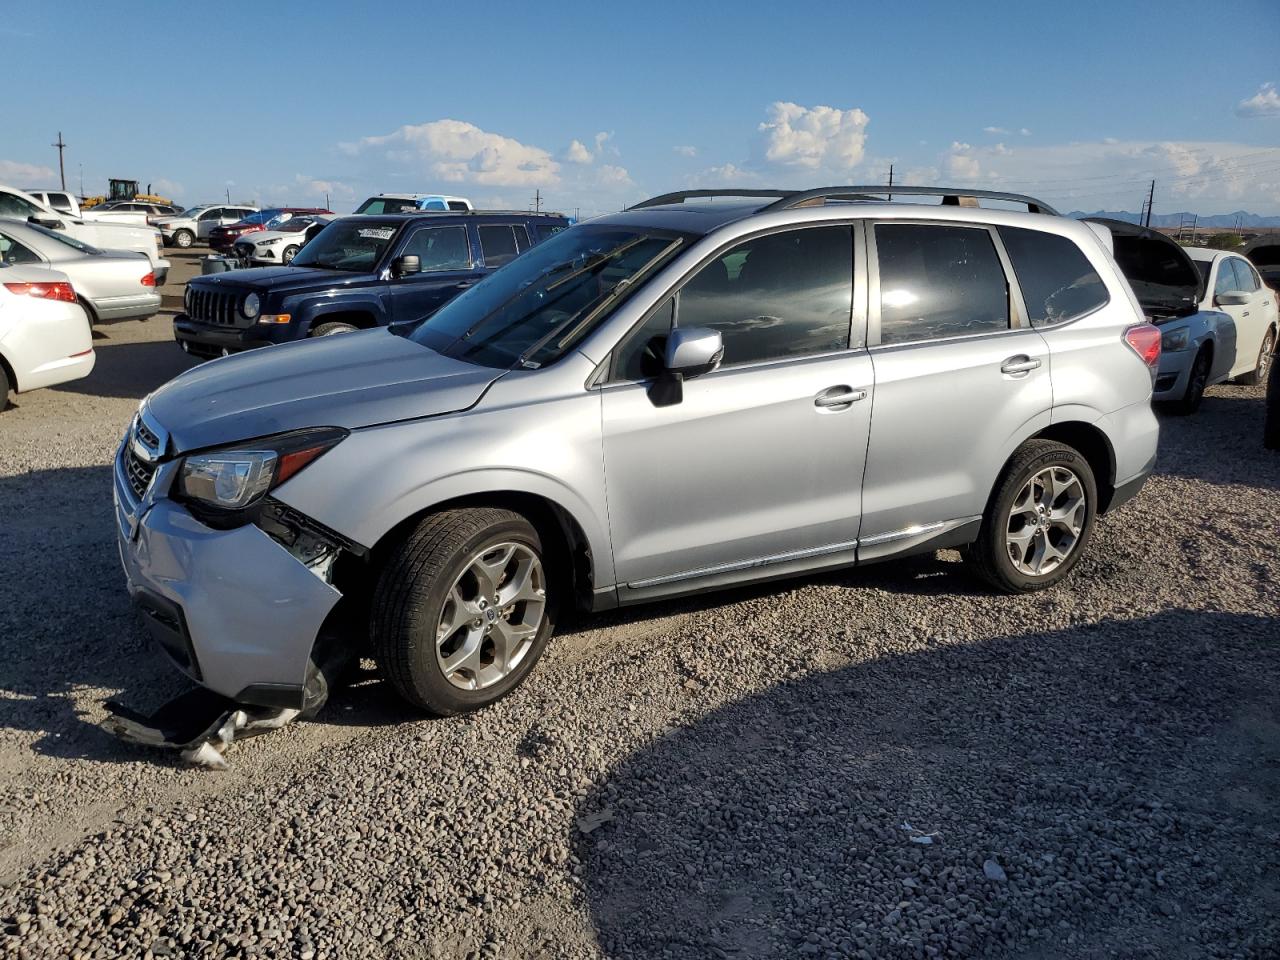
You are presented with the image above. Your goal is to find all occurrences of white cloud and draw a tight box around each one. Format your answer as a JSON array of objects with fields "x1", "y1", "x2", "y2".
[
  {"x1": 1237, "y1": 82, "x2": 1280, "y2": 118},
  {"x1": 149, "y1": 178, "x2": 184, "y2": 198},
  {"x1": 341, "y1": 119, "x2": 560, "y2": 187},
  {"x1": 595, "y1": 164, "x2": 633, "y2": 187},
  {"x1": 756, "y1": 101, "x2": 870, "y2": 171},
  {"x1": 983, "y1": 126, "x2": 1009, "y2": 135},
  {"x1": 673, "y1": 145, "x2": 698, "y2": 158},
  {"x1": 934, "y1": 139, "x2": 1280, "y2": 213},
  {"x1": 1019, "y1": 128, "x2": 1032, "y2": 137},
  {"x1": 684, "y1": 162, "x2": 759, "y2": 187},
  {"x1": 564, "y1": 139, "x2": 593, "y2": 164},
  {"x1": 294, "y1": 174, "x2": 354, "y2": 201},
  {"x1": 0, "y1": 160, "x2": 56, "y2": 185}
]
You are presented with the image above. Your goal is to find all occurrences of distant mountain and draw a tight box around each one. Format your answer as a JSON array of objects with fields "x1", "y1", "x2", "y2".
[{"x1": 1066, "y1": 210, "x2": 1280, "y2": 228}]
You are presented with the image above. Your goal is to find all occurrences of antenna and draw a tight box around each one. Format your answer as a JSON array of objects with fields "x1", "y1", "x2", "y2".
[{"x1": 887, "y1": 163, "x2": 894, "y2": 201}]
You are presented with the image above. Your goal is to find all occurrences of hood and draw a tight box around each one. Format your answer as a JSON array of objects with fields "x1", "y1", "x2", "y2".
[
  {"x1": 146, "y1": 328, "x2": 504, "y2": 452},
  {"x1": 189, "y1": 264, "x2": 361, "y2": 294},
  {"x1": 1083, "y1": 218, "x2": 1202, "y2": 318}
]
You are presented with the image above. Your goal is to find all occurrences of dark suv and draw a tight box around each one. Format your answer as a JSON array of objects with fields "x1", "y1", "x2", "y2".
[
  {"x1": 173, "y1": 210, "x2": 572, "y2": 357},
  {"x1": 209, "y1": 208, "x2": 333, "y2": 253}
]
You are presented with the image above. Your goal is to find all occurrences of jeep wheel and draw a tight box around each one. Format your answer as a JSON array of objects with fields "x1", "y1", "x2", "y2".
[
  {"x1": 1163, "y1": 347, "x2": 1211, "y2": 416},
  {"x1": 282, "y1": 245, "x2": 300, "y2": 265},
  {"x1": 311, "y1": 321, "x2": 359, "y2": 337},
  {"x1": 965, "y1": 439, "x2": 1097, "y2": 593},
  {"x1": 1238, "y1": 328, "x2": 1275, "y2": 386},
  {"x1": 372, "y1": 508, "x2": 555, "y2": 715},
  {"x1": 172, "y1": 229, "x2": 194, "y2": 249}
]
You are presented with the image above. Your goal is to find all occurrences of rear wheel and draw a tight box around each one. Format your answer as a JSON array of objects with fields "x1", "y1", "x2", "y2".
[
  {"x1": 173, "y1": 229, "x2": 194, "y2": 249},
  {"x1": 311, "y1": 321, "x2": 358, "y2": 337},
  {"x1": 1238, "y1": 328, "x2": 1275, "y2": 386},
  {"x1": 0, "y1": 364, "x2": 11, "y2": 411},
  {"x1": 372, "y1": 508, "x2": 555, "y2": 715},
  {"x1": 1163, "y1": 347, "x2": 1211, "y2": 416},
  {"x1": 965, "y1": 439, "x2": 1097, "y2": 593}
]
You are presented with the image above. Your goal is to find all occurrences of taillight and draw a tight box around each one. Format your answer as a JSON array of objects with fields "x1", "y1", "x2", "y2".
[
  {"x1": 4, "y1": 281, "x2": 78, "y2": 303},
  {"x1": 141, "y1": 272, "x2": 156, "y2": 287},
  {"x1": 1124, "y1": 323, "x2": 1161, "y2": 369}
]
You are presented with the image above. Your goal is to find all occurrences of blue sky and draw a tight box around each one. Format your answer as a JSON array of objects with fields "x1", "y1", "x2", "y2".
[{"x1": 3, "y1": 0, "x2": 1279, "y2": 215}]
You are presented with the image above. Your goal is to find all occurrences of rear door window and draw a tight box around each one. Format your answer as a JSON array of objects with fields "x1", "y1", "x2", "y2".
[
  {"x1": 874, "y1": 223, "x2": 1010, "y2": 345},
  {"x1": 401, "y1": 225, "x2": 472, "y2": 271},
  {"x1": 479, "y1": 225, "x2": 520, "y2": 267},
  {"x1": 997, "y1": 226, "x2": 1109, "y2": 326}
]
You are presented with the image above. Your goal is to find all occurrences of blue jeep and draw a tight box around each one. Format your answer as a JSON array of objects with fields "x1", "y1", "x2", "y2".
[{"x1": 173, "y1": 210, "x2": 572, "y2": 357}]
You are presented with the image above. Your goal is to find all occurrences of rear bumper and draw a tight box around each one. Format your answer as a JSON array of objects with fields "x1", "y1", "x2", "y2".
[
  {"x1": 93, "y1": 292, "x2": 162, "y2": 321},
  {"x1": 20, "y1": 349, "x2": 95, "y2": 393},
  {"x1": 113, "y1": 446, "x2": 341, "y2": 708},
  {"x1": 1106, "y1": 453, "x2": 1156, "y2": 513}
]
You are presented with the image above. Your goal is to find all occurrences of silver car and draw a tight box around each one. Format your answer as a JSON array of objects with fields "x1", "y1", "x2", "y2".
[
  {"x1": 0, "y1": 219, "x2": 161, "y2": 323},
  {"x1": 114, "y1": 186, "x2": 1160, "y2": 716}
]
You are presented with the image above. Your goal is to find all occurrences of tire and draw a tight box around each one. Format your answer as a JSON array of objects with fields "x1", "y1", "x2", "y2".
[
  {"x1": 0, "y1": 363, "x2": 10, "y2": 411},
  {"x1": 282, "y1": 245, "x2": 300, "y2": 265},
  {"x1": 1265, "y1": 335, "x2": 1280, "y2": 451},
  {"x1": 311, "y1": 321, "x2": 359, "y2": 337},
  {"x1": 77, "y1": 297, "x2": 98, "y2": 331},
  {"x1": 1238, "y1": 328, "x2": 1275, "y2": 386},
  {"x1": 173, "y1": 229, "x2": 194, "y2": 249},
  {"x1": 372, "y1": 508, "x2": 556, "y2": 715},
  {"x1": 964, "y1": 439, "x2": 1098, "y2": 594},
  {"x1": 1163, "y1": 347, "x2": 1211, "y2": 416}
]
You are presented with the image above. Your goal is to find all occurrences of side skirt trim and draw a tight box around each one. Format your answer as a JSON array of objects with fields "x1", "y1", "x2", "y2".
[{"x1": 625, "y1": 539, "x2": 860, "y2": 590}]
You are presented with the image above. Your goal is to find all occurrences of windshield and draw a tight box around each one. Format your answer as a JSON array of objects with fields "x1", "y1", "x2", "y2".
[
  {"x1": 275, "y1": 217, "x2": 317, "y2": 233},
  {"x1": 410, "y1": 225, "x2": 686, "y2": 369},
  {"x1": 355, "y1": 197, "x2": 421, "y2": 215},
  {"x1": 25, "y1": 222, "x2": 101, "y2": 255},
  {"x1": 264, "y1": 213, "x2": 298, "y2": 230},
  {"x1": 290, "y1": 219, "x2": 398, "y2": 271},
  {"x1": 239, "y1": 210, "x2": 281, "y2": 226}
]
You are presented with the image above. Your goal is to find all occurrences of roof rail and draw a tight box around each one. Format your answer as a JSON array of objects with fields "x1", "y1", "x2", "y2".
[{"x1": 628, "y1": 186, "x2": 1058, "y2": 216}]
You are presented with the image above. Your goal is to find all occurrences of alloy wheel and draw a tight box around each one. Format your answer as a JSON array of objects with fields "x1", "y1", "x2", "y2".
[
  {"x1": 1005, "y1": 466, "x2": 1087, "y2": 576},
  {"x1": 435, "y1": 542, "x2": 546, "y2": 690}
]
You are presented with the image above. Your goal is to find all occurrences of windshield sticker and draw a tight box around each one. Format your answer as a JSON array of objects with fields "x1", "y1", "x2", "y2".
[{"x1": 357, "y1": 227, "x2": 394, "y2": 240}]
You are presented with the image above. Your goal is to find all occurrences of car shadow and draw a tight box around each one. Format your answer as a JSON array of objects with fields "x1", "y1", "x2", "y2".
[
  {"x1": 572, "y1": 608, "x2": 1280, "y2": 959},
  {"x1": 51, "y1": 326, "x2": 198, "y2": 400},
  {"x1": 1156, "y1": 386, "x2": 1280, "y2": 490}
]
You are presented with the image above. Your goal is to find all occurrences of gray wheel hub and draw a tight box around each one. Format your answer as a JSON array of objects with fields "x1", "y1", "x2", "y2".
[
  {"x1": 435, "y1": 542, "x2": 546, "y2": 690},
  {"x1": 1005, "y1": 466, "x2": 1086, "y2": 576}
]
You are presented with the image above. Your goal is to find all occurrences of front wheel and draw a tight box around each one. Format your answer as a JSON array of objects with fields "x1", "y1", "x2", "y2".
[
  {"x1": 964, "y1": 439, "x2": 1097, "y2": 593},
  {"x1": 172, "y1": 229, "x2": 194, "y2": 249},
  {"x1": 1162, "y1": 347, "x2": 1211, "y2": 416},
  {"x1": 282, "y1": 245, "x2": 300, "y2": 264},
  {"x1": 0, "y1": 364, "x2": 10, "y2": 411},
  {"x1": 311, "y1": 321, "x2": 358, "y2": 337},
  {"x1": 372, "y1": 508, "x2": 555, "y2": 715}
]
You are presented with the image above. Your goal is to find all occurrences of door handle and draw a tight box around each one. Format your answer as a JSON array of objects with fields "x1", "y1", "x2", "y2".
[
  {"x1": 1242, "y1": 311, "x2": 1250, "y2": 317},
  {"x1": 814, "y1": 386, "x2": 868, "y2": 409},
  {"x1": 1000, "y1": 355, "x2": 1042, "y2": 375}
]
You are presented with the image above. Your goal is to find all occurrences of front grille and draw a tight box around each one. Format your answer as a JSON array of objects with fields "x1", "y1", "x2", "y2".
[
  {"x1": 125, "y1": 445, "x2": 156, "y2": 500},
  {"x1": 187, "y1": 287, "x2": 245, "y2": 327},
  {"x1": 136, "y1": 419, "x2": 160, "y2": 449}
]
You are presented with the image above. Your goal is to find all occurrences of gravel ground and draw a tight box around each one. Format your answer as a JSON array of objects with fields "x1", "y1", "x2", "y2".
[{"x1": 0, "y1": 301, "x2": 1277, "y2": 959}]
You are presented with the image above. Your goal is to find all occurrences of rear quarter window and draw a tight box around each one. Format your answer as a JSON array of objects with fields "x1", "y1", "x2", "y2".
[{"x1": 997, "y1": 226, "x2": 1109, "y2": 327}]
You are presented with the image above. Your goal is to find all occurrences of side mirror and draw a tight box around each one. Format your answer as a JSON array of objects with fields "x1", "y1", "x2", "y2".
[
  {"x1": 392, "y1": 254, "x2": 421, "y2": 278},
  {"x1": 28, "y1": 215, "x2": 63, "y2": 230},
  {"x1": 1215, "y1": 291, "x2": 1250, "y2": 307},
  {"x1": 664, "y1": 326, "x2": 723, "y2": 376}
]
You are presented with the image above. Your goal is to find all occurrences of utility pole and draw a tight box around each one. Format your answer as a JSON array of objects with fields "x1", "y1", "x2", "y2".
[
  {"x1": 52, "y1": 132, "x2": 68, "y2": 190},
  {"x1": 531, "y1": 188, "x2": 542, "y2": 213},
  {"x1": 887, "y1": 163, "x2": 894, "y2": 200},
  {"x1": 78, "y1": 164, "x2": 84, "y2": 197},
  {"x1": 1143, "y1": 179, "x2": 1155, "y2": 228},
  {"x1": 226, "y1": 187, "x2": 231, "y2": 204}
]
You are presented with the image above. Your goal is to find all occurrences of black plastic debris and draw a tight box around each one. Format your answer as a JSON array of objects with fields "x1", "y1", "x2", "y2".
[{"x1": 103, "y1": 686, "x2": 300, "y2": 769}]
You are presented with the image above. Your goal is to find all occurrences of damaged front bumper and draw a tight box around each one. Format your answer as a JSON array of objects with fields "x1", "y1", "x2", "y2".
[{"x1": 113, "y1": 440, "x2": 344, "y2": 710}]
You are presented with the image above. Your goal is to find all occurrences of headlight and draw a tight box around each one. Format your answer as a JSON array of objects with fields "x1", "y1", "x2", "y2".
[
  {"x1": 176, "y1": 427, "x2": 347, "y2": 524},
  {"x1": 242, "y1": 292, "x2": 260, "y2": 319},
  {"x1": 1161, "y1": 328, "x2": 1189, "y2": 351}
]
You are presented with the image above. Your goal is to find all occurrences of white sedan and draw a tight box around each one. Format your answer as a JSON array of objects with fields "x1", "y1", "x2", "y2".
[
  {"x1": 235, "y1": 215, "x2": 332, "y2": 265},
  {"x1": 0, "y1": 263, "x2": 95, "y2": 405},
  {"x1": 0, "y1": 218, "x2": 161, "y2": 324},
  {"x1": 1186, "y1": 247, "x2": 1279, "y2": 387}
]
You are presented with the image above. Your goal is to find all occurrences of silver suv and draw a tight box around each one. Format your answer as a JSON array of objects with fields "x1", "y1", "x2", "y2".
[{"x1": 114, "y1": 186, "x2": 1160, "y2": 716}]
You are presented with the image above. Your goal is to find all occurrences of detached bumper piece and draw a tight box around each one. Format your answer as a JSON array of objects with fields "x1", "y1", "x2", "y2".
[{"x1": 103, "y1": 686, "x2": 300, "y2": 770}]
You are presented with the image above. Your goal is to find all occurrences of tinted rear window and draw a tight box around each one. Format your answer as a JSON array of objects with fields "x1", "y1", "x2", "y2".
[{"x1": 998, "y1": 226, "x2": 1109, "y2": 326}]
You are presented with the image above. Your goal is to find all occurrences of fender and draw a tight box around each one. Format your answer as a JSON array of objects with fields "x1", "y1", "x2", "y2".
[{"x1": 291, "y1": 292, "x2": 388, "y2": 333}]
